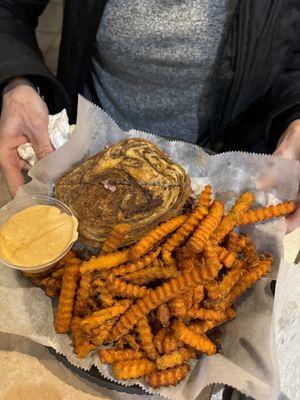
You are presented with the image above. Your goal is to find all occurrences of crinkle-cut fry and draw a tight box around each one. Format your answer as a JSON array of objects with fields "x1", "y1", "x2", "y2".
[
  {"x1": 111, "y1": 263, "x2": 221, "y2": 341},
  {"x1": 115, "y1": 336, "x2": 127, "y2": 349},
  {"x1": 188, "y1": 308, "x2": 236, "y2": 335},
  {"x1": 81, "y1": 299, "x2": 132, "y2": 332},
  {"x1": 173, "y1": 320, "x2": 216, "y2": 355},
  {"x1": 105, "y1": 248, "x2": 161, "y2": 278},
  {"x1": 146, "y1": 364, "x2": 190, "y2": 388},
  {"x1": 123, "y1": 264, "x2": 178, "y2": 285},
  {"x1": 186, "y1": 307, "x2": 227, "y2": 321},
  {"x1": 59, "y1": 250, "x2": 82, "y2": 266},
  {"x1": 100, "y1": 223, "x2": 131, "y2": 254},
  {"x1": 32, "y1": 276, "x2": 62, "y2": 298},
  {"x1": 169, "y1": 297, "x2": 187, "y2": 318},
  {"x1": 87, "y1": 297, "x2": 100, "y2": 312},
  {"x1": 237, "y1": 201, "x2": 295, "y2": 225},
  {"x1": 183, "y1": 290, "x2": 194, "y2": 311},
  {"x1": 51, "y1": 267, "x2": 65, "y2": 279},
  {"x1": 197, "y1": 184, "x2": 213, "y2": 208},
  {"x1": 156, "y1": 347, "x2": 196, "y2": 370},
  {"x1": 130, "y1": 215, "x2": 186, "y2": 261},
  {"x1": 212, "y1": 192, "x2": 255, "y2": 244},
  {"x1": 107, "y1": 276, "x2": 149, "y2": 298},
  {"x1": 136, "y1": 317, "x2": 157, "y2": 359},
  {"x1": 71, "y1": 317, "x2": 96, "y2": 358},
  {"x1": 55, "y1": 265, "x2": 79, "y2": 333},
  {"x1": 99, "y1": 290, "x2": 116, "y2": 307},
  {"x1": 243, "y1": 235, "x2": 258, "y2": 263},
  {"x1": 91, "y1": 318, "x2": 117, "y2": 346},
  {"x1": 112, "y1": 359, "x2": 156, "y2": 380},
  {"x1": 206, "y1": 268, "x2": 245, "y2": 301},
  {"x1": 163, "y1": 334, "x2": 184, "y2": 354},
  {"x1": 99, "y1": 348, "x2": 142, "y2": 364},
  {"x1": 154, "y1": 328, "x2": 169, "y2": 354},
  {"x1": 226, "y1": 232, "x2": 247, "y2": 253},
  {"x1": 157, "y1": 304, "x2": 171, "y2": 327},
  {"x1": 193, "y1": 284, "x2": 204, "y2": 306},
  {"x1": 74, "y1": 272, "x2": 92, "y2": 316},
  {"x1": 124, "y1": 334, "x2": 140, "y2": 351},
  {"x1": 80, "y1": 249, "x2": 130, "y2": 273},
  {"x1": 162, "y1": 186, "x2": 211, "y2": 260},
  {"x1": 187, "y1": 200, "x2": 224, "y2": 253},
  {"x1": 45, "y1": 284, "x2": 61, "y2": 298},
  {"x1": 211, "y1": 255, "x2": 272, "y2": 310},
  {"x1": 92, "y1": 277, "x2": 106, "y2": 290},
  {"x1": 217, "y1": 247, "x2": 237, "y2": 268},
  {"x1": 201, "y1": 242, "x2": 223, "y2": 282}
]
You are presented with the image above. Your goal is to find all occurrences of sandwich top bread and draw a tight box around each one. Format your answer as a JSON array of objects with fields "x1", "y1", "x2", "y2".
[{"x1": 55, "y1": 138, "x2": 191, "y2": 247}]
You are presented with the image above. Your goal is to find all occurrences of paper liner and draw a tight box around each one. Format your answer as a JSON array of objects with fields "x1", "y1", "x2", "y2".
[{"x1": 1, "y1": 95, "x2": 300, "y2": 399}]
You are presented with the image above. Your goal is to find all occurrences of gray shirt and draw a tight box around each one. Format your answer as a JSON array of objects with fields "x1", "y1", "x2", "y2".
[{"x1": 85, "y1": 0, "x2": 234, "y2": 143}]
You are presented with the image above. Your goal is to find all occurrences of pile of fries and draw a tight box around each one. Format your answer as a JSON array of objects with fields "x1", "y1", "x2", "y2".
[{"x1": 25, "y1": 186, "x2": 295, "y2": 388}]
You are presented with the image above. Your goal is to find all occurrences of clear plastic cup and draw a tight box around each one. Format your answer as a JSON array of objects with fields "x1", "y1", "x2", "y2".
[{"x1": 0, "y1": 194, "x2": 77, "y2": 274}]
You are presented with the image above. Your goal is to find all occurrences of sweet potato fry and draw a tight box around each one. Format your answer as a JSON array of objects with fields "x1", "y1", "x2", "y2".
[
  {"x1": 71, "y1": 317, "x2": 96, "y2": 358},
  {"x1": 124, "y1": 334, "x2": 140, "y2": 351},
  {"x1": 237, "y1": 201, "x2": 295, "y2": 225},
  {"x1": 206, "y1": 268, "x2": 245, "y2": 301},
  {"x1": 99, "y1": 348, "x2": 142, "y2": 364},
  {"x1": 100, "y1": 223, "x2": 130, "y2": 254},
  {"x1": 107, "y1": 276, "x2": 149, "y2": 298},
  {"x1": 123, "y1": 263, "x2": 178, "y2": 285},
  {"x1": 107, "y1": 248, "x2": 161, "y2": 278},
  {"x1": 111, "y1": 267, "x2": 205, "y2": 341},
  {"x1": 188, "y1": 308, "x2": 236, "y2": 335},
  {"x1": 112, "y1": 359, "x2": 156, "y2": 379},
  {"x1": 81, "y1": 299, "x2": 132, "y2": 332},
  {"x1": 157, "y1": 304, "x2": 171, "y2": 327},
  {"x1": 172, "y1": 320, "x2": 216, "y2": 355},
  {"x1": 169, "y1": 297, "x2": 187, "y2": 318},
  {"x1": 55, "y1": 264, "x2": 80, "y2": 333},
  {"x1": 186, "y1": 307, "x2": 227, "y2": 321},
  {"x1": 217, "y1": 247, "x2": 237, "y2": 268},
  {"x1": 146, "y1": 364, "x2": 190, "y2": 388},
  {"x1": 226, "y1": 232, "x2": 247, "y2": 253},
  {"x1": 80, "y1": 249, "x2": 130, "y2": 273},
  {"x1": 130, "y1": 215, "x2": 186, "y2": 260},
  {"x1": 99, "y1": 290, "x2": 116, "y2": 307},
  {"x1": 156, "y1": 347, "x2": 196, "y2": 370},
  {"x1": 74, "y1": 272, "x2": 92, "y2": 316},
  {"x1": 192, "y1": 284, "x2": 204, "y2": 306},
  {"x1": 162, "y1": 186, "x2": 212, "y2": 262},
  {"x1": 187, "y1": 200, "x2": 224, "y2": 253},
  {"x1": 163, "y1": 334, "x2": 184, "y2": 354},
  {"x1": 91, "y1": 318, "x2": 117, "y2": 346},
  {"x1": 212, "y1": 192, "x2": 255, "y2": 244},
  {"x1": 136, "y1": 317, "x2": 157, "y2": 359},
  {"x1": 210, "y1": 255, "x2": 272, "y2": 310},
  {"x1": 154, "y1": 328, "x2": 169, "y2": 354}
]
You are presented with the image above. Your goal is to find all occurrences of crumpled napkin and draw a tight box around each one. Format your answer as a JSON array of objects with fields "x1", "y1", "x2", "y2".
[{"x1": 17, "y1": 109, "x2": 75, "y2": 166}]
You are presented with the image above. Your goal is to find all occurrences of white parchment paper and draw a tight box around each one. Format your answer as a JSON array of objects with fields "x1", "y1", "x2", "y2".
[{"x1": 1, "y1": 96, "x2": 300, "y2": 400}]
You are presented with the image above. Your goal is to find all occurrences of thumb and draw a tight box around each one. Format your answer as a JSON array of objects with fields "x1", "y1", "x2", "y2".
[{"x1": 29, "y1": 117, "x2": 54, "y2": 160}]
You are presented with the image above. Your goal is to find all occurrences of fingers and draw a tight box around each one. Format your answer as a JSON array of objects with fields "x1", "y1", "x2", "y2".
[
  {"x1": 273, "y1": 147, "x2": 297, "y2": 160},
  {"x1": 28, "y1": 115, "x2": 54, "y2": 160},
  {"x1": 286, "y1": 205, "x2": 300, "y2": 233}
]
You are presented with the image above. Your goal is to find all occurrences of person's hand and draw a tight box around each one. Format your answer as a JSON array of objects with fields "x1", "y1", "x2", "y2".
[
  {"x1": 274, "y1": 119, "x2": 300, "y2": 232},
  {"x1": 0, "y1": 77, "x2": 52, "y2": 196}
]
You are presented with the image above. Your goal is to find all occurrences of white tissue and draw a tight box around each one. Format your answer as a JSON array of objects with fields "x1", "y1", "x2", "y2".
[{"x1": 17, "y1": 109, "x2": 75, "y2": 166}]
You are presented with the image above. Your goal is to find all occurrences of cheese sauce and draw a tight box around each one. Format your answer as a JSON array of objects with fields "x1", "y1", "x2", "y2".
[{"x1": 0, "y1": 205, "x2": 78, "y2": 267}]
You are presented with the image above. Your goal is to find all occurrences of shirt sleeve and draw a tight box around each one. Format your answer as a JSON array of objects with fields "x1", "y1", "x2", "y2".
[{"x1": 0, "y1": 0, "x2": 69, "y2": 113}]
